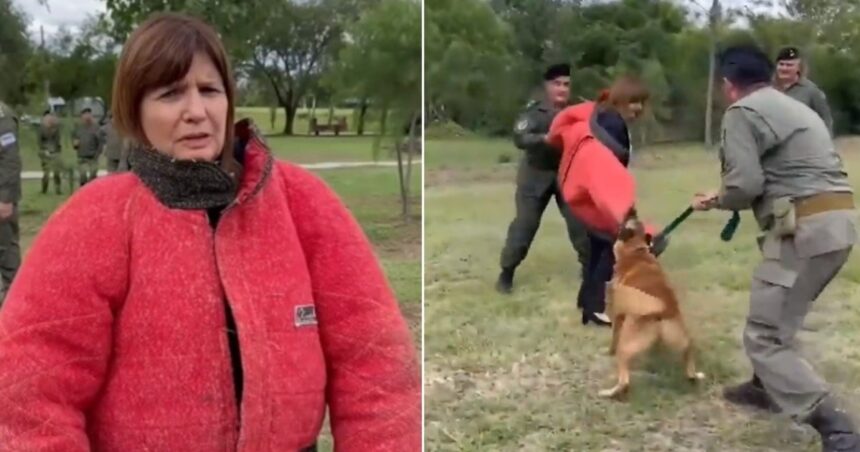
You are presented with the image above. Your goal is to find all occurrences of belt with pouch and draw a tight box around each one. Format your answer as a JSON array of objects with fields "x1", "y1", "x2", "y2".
[
  {"x1": 769, "y1": 192, "x2": 854, "y2": 237},
  {"x1": 794, "y1": 192, "x2": 855, "y2": 219}
]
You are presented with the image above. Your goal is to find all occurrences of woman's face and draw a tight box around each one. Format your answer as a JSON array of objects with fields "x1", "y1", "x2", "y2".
[
  {"x1": 140, "y1": 52, "x2": 228, "y2": 162},
  {"x1": 619, "y1": 101, "x2": 644, "y2": 122}
]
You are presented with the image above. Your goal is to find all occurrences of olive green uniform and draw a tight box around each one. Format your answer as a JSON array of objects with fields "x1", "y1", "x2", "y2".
[
  {"x1": 101, "y1": 120, "x2": 127, "y2": 173},
  {"x1": 72, "y1": 122, "x2": 103, "y2": 185},
  {"x1": 0, "y1": 102, "x2": 22, "y2": 303},
  {"x1": 716, "y1": 86, "x2": 856, "y2": 421},
  {"x1": 38, "y1": 120, "x2": 65, "y2": 194},
  {"x1": 782, "y1": 78, "x2": 834, "y2": 135},
  {"x1": 500, "y1": 99, "x2": 590, "y2": 274}
]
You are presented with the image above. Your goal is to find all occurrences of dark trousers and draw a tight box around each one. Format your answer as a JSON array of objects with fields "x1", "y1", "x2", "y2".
[
  {"x1": 500, "y1": 167, "x2": 590, "y2": 272},
  {"x1": 577, "y1": 234, "x2": 614, "y2": 313}
]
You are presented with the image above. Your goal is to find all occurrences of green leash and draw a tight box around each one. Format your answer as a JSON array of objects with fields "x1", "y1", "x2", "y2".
[
  {"x1": 720, "y1": 211, "x2": 741, "y2": 241},
  {"x1": 651, "y1": 207, "x2": 740, "y2": 252}
]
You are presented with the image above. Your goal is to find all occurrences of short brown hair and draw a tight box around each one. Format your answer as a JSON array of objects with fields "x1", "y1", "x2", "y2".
[
  {"x1": 598, "y1": 75, "x2": 650, "y2": 107},
  {"x1": 111, "y1": 12, "x2": 235, "y2": 156}
]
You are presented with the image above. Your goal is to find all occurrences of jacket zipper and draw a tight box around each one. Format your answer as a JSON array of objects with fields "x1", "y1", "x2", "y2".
[{"x1": 208, "y1": 202, "x2": 243, "y2": 447}]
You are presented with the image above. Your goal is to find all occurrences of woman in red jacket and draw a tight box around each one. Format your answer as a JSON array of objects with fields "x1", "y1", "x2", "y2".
[
  {"x1": 0, "y1": 13, "x2": 420, "y2": 452},
  {"x1": 549, "y1": 76, "x2": 658, "y2": 327}
]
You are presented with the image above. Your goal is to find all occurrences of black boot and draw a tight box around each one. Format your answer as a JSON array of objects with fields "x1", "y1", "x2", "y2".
[
  {"x1": 806, "y1": 397, "x2": 860, "y2": 452},
  {"x1": 495, "y1": 267, "x2": 514, "y2": 294},
  {"x1": 723, "y1": 374, "x2": 780, "y2": 412}
]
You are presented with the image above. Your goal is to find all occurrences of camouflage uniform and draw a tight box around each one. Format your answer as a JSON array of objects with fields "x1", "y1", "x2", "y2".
[
  {"x1": 72, "y1": 122, "x2": 103, "y2": 185},
  {"x1": 38, "y1": 117, "x2": 65, "y2": 194},
  {"x1": 498, "y1": 98, "x2": 590, "y2": 289},
  {"x1": 0, "y1": 102, "x2": 21, "y2": 303},
  {"x1": 101, "y1": 120, "x2": 127, "y2": 173}
]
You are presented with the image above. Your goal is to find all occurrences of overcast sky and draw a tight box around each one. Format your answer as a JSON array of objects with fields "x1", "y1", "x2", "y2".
[
  {"x1": 12, "y1": 0, "x2": 105, "y2": 40},
  {"x1": 13, "y1": 0, "x2": 778, "y2": 42}
]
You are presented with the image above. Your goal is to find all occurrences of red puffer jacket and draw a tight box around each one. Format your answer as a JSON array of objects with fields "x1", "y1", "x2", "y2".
[
  {"x1": 549, "y1": 101, "x2": 657, "y2": 238},
  {"x1": 0, "y1": 134, "x2": 420, "y2": 451}
]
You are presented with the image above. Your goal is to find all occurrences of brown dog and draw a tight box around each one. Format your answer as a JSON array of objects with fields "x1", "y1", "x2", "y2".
[{"x1": 599, "y1": 209, "x2": 704, "y2": 399}]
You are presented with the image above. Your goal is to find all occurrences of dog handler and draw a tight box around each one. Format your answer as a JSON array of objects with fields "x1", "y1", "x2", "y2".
[{"x1": 692, "y1": 45, "x2": 859, "y2": 452}]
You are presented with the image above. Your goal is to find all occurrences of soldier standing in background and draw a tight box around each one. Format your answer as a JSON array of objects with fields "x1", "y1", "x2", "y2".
[
  {"x1": 694, "y1": 45, "x2": 859, "y2": 452},
  {"x1": 0, "y1": 101, "x2": 22, "y2": 304},
  {"x1": 496, "y1": 63, "x2": 590, "y2": 294},
  {"x1": 38, "y1": 110, "x2": 64, "y2": 194},
  {"x1": 101, "y1": 114, "x2": 125, "y2": 173},
  {"x1": 72, "y1": 107, "x2": 103, "y2": 186},
  {"x1": 774, "y1": 46, "x2": 834, "y2": 135}
]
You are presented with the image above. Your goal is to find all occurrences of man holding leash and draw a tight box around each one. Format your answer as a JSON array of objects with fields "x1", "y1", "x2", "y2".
[{"x1": 693, "y1": 45, "x2": 859, "y2": 451}]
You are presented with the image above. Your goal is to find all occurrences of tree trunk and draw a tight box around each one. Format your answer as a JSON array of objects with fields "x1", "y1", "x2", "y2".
[
  {"x1": 395, "y1": 115, "x2": 407, "y2": 219},
  {"x1": 704, "y1": 36, "x2": 716, "y2": 149},
  {"x1": 704, "y1": 0, "x2": 721, "y2": 150},
  {"x1": 357, "y1": 98, "x2": 369, "y2": 136},
  {"x1": 283, "y1": 104, "x2": 297, "y2": 136},
  {"x1": 402, "y1": 110, "x2": 419, "y2": 220},
  {"x1": 372, "y1": 104, "x2": 389, "y2": 163}
]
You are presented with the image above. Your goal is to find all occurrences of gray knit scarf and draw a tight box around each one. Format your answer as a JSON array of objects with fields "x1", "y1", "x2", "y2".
[{"x1": 130, "y1": 146, "x2": 241, "y2": 209}]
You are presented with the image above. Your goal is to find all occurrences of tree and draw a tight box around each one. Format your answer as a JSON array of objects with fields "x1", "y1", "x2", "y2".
[
  {"x1": 426, "y1": 0, "x2": 525, "y2": 133},
  {"x1": 41, "y1": 17, "x2": 119, "y2": 106},
  {"x1": 246, "y1": 0, "x2": 348, "y2": 135},
  {"x1": 335, "y1": 0, "x2": 421, "y2": 218},
  {"x1": 0, "y1": 0, "x2": 31, "y2": 105},
  {"x1": 105, "y1": 0, "x2": 361, "y2": 135}
]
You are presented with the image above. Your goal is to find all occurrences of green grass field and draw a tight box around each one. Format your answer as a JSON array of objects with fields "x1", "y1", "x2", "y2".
[
  {"x1": 17, "y1": 109, "x2": 406, "y2": 172},
  {"x1": 424, "y1": 137, "x2": 860, "y2": 451}
]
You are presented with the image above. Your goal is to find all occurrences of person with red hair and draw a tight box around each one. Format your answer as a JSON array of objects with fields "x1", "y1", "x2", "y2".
[{"x1": 548, "y1": 75, "x2": 665, "y2": 326}]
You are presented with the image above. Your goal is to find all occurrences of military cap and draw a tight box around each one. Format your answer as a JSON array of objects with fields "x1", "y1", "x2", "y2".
[
  {"x1": 43, "y1": 109, "x2": 51, "y2": 116},
  {"x1": 80, "y1": 107, "x2": 92, "y2": 115},
  {"x1": 776, "y1": 46, "x2": 800, "y2": 61},
  {"x1": 718, "y1": 45, "x2": 774, "y2": 88},
  {"x1": 543, "y1": 63, "x2": 571, "y2": 81}
]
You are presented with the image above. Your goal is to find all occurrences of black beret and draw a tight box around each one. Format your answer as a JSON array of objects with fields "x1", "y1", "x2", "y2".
[
  {"x1": 543, "y1": 63, "x2": 570, "y2": 81},
  {"x1": 776, "y1": 46, "x2": 800, "y2": 61},
  {"x1": 80, "y1": 107, "x2": 92, "y2": 114},
  {"x1": 43, "y1": 109, "x2": 51, "y2": 116},
  {"x1": 718, "y1": 45, "x2": 774, "y2": 88}
]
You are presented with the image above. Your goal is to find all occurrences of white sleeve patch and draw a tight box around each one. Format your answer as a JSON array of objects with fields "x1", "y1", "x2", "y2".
[{"x1": 0, "y1": 133, "x2": 15, "y2": 148}]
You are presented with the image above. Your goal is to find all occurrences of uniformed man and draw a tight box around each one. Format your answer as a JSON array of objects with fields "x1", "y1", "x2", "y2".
[
  {"x1": 693, "y1": 45, "x2": 859, "y2": 452},
  {"x1": 0, "y1": 101, "x2": 22, "y2": 304},
  {"x1": 38, "y1": 110, "x2": 64, "y2": 194},
  {"x1": 101, "y1": 115, "x2": 126, "y2": 173},
  {"x1": 72, "y1": 107, "x2": 103, "y2": 186},
  {"x1": 496, "y1": 63, "x2": 590, "y2": 294},
  {"x1": 774, "y1": 46, "x2": 834, "y2": 135}
]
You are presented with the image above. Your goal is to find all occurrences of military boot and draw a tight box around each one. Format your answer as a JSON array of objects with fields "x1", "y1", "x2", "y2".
[
  {"x1": 723, "y1": 374, "x2": 780, "y2": 412},
  {"x1": 806, "y1": 397, "x2": 860, "y2": 452},
  {"x1": 54, "y1": 174, "x2": 62, "y2": 195},
  {"x1": 495, "y1": 267, "x2": 514, "y2": 294}
]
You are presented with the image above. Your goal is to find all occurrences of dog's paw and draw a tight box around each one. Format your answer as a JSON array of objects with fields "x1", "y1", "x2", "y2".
[
  {"x1": 598, "y1": 386, "x2": 627, "y2": 400},
  {"x1": 598, "y1": 388, "x2": 617, "y2": 398},
  {"x1": 688, "y1": 372, "x2": 706, "y2": 382}
]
